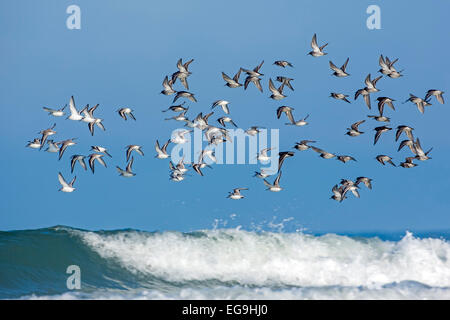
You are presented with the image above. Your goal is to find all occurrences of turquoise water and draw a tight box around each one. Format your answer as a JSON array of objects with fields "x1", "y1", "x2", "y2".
[{"x1": 1, "y1": 226, "x2": 450, "y2": 299}]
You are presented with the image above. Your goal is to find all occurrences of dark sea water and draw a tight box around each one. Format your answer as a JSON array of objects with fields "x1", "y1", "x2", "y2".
[{"x1": 1, "y1": 226, "x2": 450, "y2": 299}]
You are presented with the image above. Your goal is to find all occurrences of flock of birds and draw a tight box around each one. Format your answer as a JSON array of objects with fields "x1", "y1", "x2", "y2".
[{"x1": 26, "y1": 34, "x2": 445, "y2": 202}]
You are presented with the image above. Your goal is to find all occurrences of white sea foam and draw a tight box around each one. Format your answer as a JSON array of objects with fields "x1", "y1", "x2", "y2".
[
  {"x1": 21, "y1": 283, "x2": 450, "y2": 300},
  {"x1": 75, "y1": 229, "x2": 450, "y2": 289}
]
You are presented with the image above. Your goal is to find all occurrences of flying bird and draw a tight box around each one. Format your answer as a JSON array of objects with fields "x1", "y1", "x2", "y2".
[
  {"x1": 269, "y1": 79, "x2": 286, "y2": 100},
  {"x1": 263, "y1": 171, "x2": 283, "y2": 192},
  {"x1": 67, "y1": 96, "x2": 84, "y2": 121},
  {"x1": 70, "y1": 155, "x2": 87, "y2": 173},
  {"x1": 117, "y1": 108, "x2": 136, "y2": 121},
  {"x1": 376, "y1": 155, "x2": 396, "y2": 167},
  {"x1": 374, "y1": 126, "x2": 392, "y2": 145},
  {"x1": 425, "y1": 90, "x2": 445, "y2": 104},
  {"x1": 395, "y1": 125, "x2": 414, "y2": 142},
  {"x1": 90, "y1": 146, "x2": 112, "y2": 158},
  {"x1": 273, "y1": 60, "x2": 293, "y2": 68},
  {"x1": 173, "y1": 91, "x2": 197, "y2": 103},
  {"x1": 155, "y1": 140, "x2": 170, "y2": 159},
  {"x1": 161, "y1": 76, "x2": 176, "y2": 95},
  {"x1": 43, "y1": 105, "x2": 66, "y2": 117},
  {"x1": 293, "y1": 140, "x2": 316, "y2": 151},
  {"x1": 38, "y1": 123, "x2": 56, "y2": 150},
  {"x1": 403, "y1": 94, "x2": 432, "y2": 114},
  {"x1": 276, "y1": 106, "x2": 295, "y2": 123},
  {"x1": 222, "y1": 69, "x2": 243, "y2": 88},
  {"x1": 329, "y1": 58, "x2": 349, "y2": 77},
  {"x1": 330, "y1": 92, "x2": 351, "y2": 103},
  {"x1": 58, "y1": 172, "x2": 76, "y2": 193},
  {"x1": 310, "y1": 146, "x2": 336, "y2": 159},
  {"x1": 58, "y1": 138, "x2": 77, "y2": 161},
  {"x1": 88, "y1": 153, "x2": 107, "y2": 174},
  {"x1": 276, "y1": 76, "x2": 294, "y2": 91},
  {"x1": 346, "y1": 120, "x2": 365, "y2": 137},
  {"x1": 308, "y1": 33, "x2": 328, "y2": 57},
  {"x1": 117, "y1": 157, "x2": 136, "y2": 177},
  {"x1": 376, "y1": 97, "x2": 395, "y2": 115},
  {"x1": 212, "y1": 100, "x2": 231, "y2": 114},
  {"x1": 227, "y1": 188, "x2": 248, "y2": 200},
  {"x1": 126, "y1": 145, "x2": 144, "y2": 162}
]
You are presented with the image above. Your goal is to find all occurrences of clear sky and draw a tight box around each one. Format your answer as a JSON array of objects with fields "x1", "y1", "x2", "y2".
[{"x1": 1, "y1": 0, "x2": 449, "y2": 233}]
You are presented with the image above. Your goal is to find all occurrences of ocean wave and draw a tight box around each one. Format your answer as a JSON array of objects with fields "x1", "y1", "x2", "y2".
[
  {"x1": 1, "y1": 226, "x2": 450, "y2": 299},
  {"x1": 76, "y1": 228, "x2": 450, "y2": 288}
]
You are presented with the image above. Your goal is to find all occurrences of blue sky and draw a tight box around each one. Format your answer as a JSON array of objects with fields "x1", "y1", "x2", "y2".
[{"x1": 1, "y1": 0, "x2": 449, "y2": 233}]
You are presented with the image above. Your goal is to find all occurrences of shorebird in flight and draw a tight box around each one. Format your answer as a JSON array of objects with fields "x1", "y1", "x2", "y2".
[
  {"x1": 171, "y1": 129, "x2": 191, "y2": 144},
  {"x1": 278, "y1": 151, "x2": 294, "y2": 171},
  {"x1": 26, "y1": 138, "x2": 42, "y2": 149},
  {"x1": 45, "y1": 140, "x2": 60, "y2": 153},
  {"x1": 336, "y1": 155, "x2": 357, "y2": 163},
  {"x1": 263, "y1": 171, "x2": 283, "y2": 192},
  {"x1": 67, "y1": 96, "x2": 84, "y2": 121},
  {"x1": 413, "y1": 138, "x2": 432, "y2": 161},
  {"x1": 217, "y1": 116, "x2": 237, "y2": 128},
  {"x1": 58, "y1": 138, "x2": 77, "y2": 161},
  {"x1": 367, "y1": 114, "x2": 390, "y2": 123},
  {"x1": 425, "y1": 90, "x2": 445, "y2": 104},
  {"x1": 286, "y1": 114, "x2": 309, "y2": 127},
  {"x1": 126, "y1": 145, "x2": 144, "y2": 162},
  {"x1": 165, "y1": 110, "x2": 188, "y2": 122},
  {"x1": 364, "y1": 74, "x2": 382, "y2": 93},
  {"x1": 162, "y1": 102, "x2": 188, "y2": 113},
  {"x1": 331, "y1": 184, "x2": 347, "y2": 202},
  {"x1": 403, "y1": 94, "x2": 432, "y2": 114},
  {"x1": 227, "y1": 188, "x2": 248, "y2": 200},
  {"x1": 58, "y1": 172, "x2": 76, "y2": 193},
  {"x1": 356, "y1": 177, "x2": 373, "y2": 190},
  {"x1": 329, "y1": 58, "x2": 349, "y2": 77},
  {"x1": 117, "y1": 157, "x2": 136, "y2": 177},
  {"x1": 308, "y1": 33, "x2": 328, "y2": 57},
  {"x1": 244, "y1": 75, "x2": 263, "y2": 92},
  {"x1": 330, "y1": 92, "x2": 351, "y2": 103},
  {"x1": 38, "y1": 123, "x2": 56, "y2": 150},
  {"x1": 160, "y1": 76, "x2": 176, "y2": 95},
  {"x1": 43, "y1": 105, "x2": 66, "y2": 117},
  {"x1": 171, "y1": 58, "x2": 194, "y2": 90},
  {"x1": 276, "y1": 106, "x2": 295, "y2": 123},
  {"x1": 395, "y1": 125, "x2": 414, "y2": 142},
  {"x1": 273, "y1": 60, "x2": 293, "y2": 68},
  {"x1": 173, "y1": 91, "x2": 197, "y2": 103},
  {"x1": 88, "y1": 153, "x2": 107, "y2": 174},
  {"x1": 242, "y1": 60, "x2": 264, "y2": 77},
  {"x1": 398, "y1": 139, "x2": 416, "y2": 153},
  {"x1": 257, "y1": 148, "x2": 273, "y2": 163},
  {"x1": 355, "y1": 88, "x2": 371, "y2": 109},
  {"x1": 376, "y1": 97, "x2": 395, "y2": 115},
  {"x1": 276, "y1": 76, "x2": 294, "y2": 91},
  {"x1": 222, "y1": 69, "x2": 243, "y2": 88},
  {"x1": 155, "y1": 140, "x2": 170, "y2": 159},
  {"x1": 212, "y1": 100, "x2": 231, "y2": 114},
  {"x1": 70, "y1": 155, "x2": 87, "y2": 173},
  {"x1": 269, "y1": 79, "x2": 286, "y2": 100},
  {"x1": 245, "y1": 126, "x2": 263, "y2": 136},
  {"x1": 293, "y1": 140, "x2": 316, "y2": 151},
  {"x1": 374, "y1": 126, "x2": 392, "y2": 145},
  {"x1": 378, "y1": 55, "x2": 403, "y2": 78},
  {"x1": 117, "y1": 108, "x2": 136, "y2": 121},
  {"x1": 376, "y1": 155, "x2": 396, "y2": 167},
  {"x1": 400, "y1": 157, "x2": 418, "y2": 168},
  {"x1": 91, "y1": 146, "x2": 112, "y2": 158},
  {"x1": 311, "y1": 146, "x2": 336, "y2": 159},
  {"x1": 346, "y1": 120, "x2": 365, "y2": 137}
]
